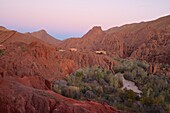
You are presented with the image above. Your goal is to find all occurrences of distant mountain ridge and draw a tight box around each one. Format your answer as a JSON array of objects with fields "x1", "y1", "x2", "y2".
[
  {"x1": 0, "y1": 27, "x2": 61, "y2": 47},
  {"x1": 0, "y1": 15, "x2": 169, "y2": 65},
  {"x1": 0, "y1": 15, "x2": 169, "y2": 113},
  {"x1": 59, "y1": 15, "x2": 170, "y2": 64},
  {"x1": 30, "y1": 29, "x2": 61, "y2": 46}
]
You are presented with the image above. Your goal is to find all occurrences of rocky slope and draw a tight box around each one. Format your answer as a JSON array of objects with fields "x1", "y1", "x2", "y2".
[
  {"x1": 0, "y1": 76, "x2": 118, "y2": 113},
  {"x1": 0, "y1": 41, "x2": 115, "y2": 81},
  {"x1": 0, "y1": 27, "x2": 53, "y2": 48},
  {"x1": 0, "y1": 42, "x2": 117, "y2": 113},
  {"x1": 109, "y1": 15, "x2": 170, "y2": 64},
  {"x1": 60, "y1": 26, "x2": 124, "y2": 57},
  {"x1": 0, "y1": 15, "x2": 169, "y2": 113},
  {"x1": 30, "y1": 30, "x2": 61, "y2": 46},
  {"x1": 59, "y1": 15, "x2": 170, "y2": 64},
  {"x1": 0, "y1": 27, "x2": 118, "y2": 113}
]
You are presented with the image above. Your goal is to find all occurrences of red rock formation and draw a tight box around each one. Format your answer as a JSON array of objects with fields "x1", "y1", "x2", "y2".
[
  {"x1": 0, "y1": 77, "x2": 118, "y2": 113},
  {"x1": 0, "y1": 26, "x2": 8, "y2": 31},
  {"x1": 149, "y1": 63, "x2": 159, "y2": 74},
  {"x1": 0, "y1": 15, "x2": 169, "y2": 113},
  {"x1": 0, "y1": 41, "x2": 115, "y2": 80},
  {"x1": 0, "y1": 28, "x2": 53, "y2": 48},
  {"x1": 57, "y1": 50, "x2": 114, "y2": 70},
  {"x1": 30, "y1": 29, "x2": 61, "y2": 46},
  {"x1": 130, "y1": 31, "x2": 170, "y2": 64},
  {"x1": 0, "y1": 41, "x2": 118, "y2": 113},
  {"x1": 59, "y1": 15, "x2": 170, "y2": 64}
]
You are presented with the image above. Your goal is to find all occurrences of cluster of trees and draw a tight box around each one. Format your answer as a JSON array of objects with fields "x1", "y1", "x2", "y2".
[
  {"x1": 52, "y1": 58, "x2": 170, "y2": 113},
  {"x1": 113, "y1": 58, "x2": 170, "y2": 112},
  {"x1": 53, "y1": 67, "x2": 122, "y2": 100}
]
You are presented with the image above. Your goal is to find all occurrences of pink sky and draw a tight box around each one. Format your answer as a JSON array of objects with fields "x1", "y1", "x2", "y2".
[{"x1": 0, "y1": 0, "x2": 170, "y2": 39}]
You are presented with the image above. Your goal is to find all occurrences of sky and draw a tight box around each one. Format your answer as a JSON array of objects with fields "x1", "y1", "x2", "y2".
[{"x1": 0, "y1": 0, "x2": 170, "y2": 40}]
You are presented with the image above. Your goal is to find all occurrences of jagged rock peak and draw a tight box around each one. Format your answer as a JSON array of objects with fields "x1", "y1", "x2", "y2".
[
  {"x1": 91, "y1": 26, "x2": 102, "y2": 31},
  {"x1": 0, "y1": 26, "x2": 8, "y2": 31},
  {"x1": 85, "y1": 26, "x2": 103, "y2": 36},
  {"x1": 38, "y1": 29, "x2": 47, "y2": 33}
]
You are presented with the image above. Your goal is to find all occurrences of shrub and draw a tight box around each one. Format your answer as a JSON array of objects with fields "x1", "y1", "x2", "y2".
[
  {"x1": 94, "y1": 85, "x2": 103, "y2": 94},
  {"x1": 94, "y1": 68, "x2": 105, "y2": 81},
  {"x1": 84, "y1": 90, "x2": 95, "y2": 99},
  {"x1": 20, "y1": 46, "x2": 27, "y2": 51},
  {"x1": 112, "y1": 76, "x2": 122, "y2": 88},
  {"x1": 113, "y1": 63, "x2": 124, "y2": 73},
  {"x1": 113, "y1": 59, "x2": 135, "y2": 73},
  {"x1": 165, "y1": 104, "x2": 170, "y2": 113},
  {"x1": 103, "y1": 85, "x2": 115, "y2": 94},
  {"x1": 104, "y1": 73, "x2": 114, "y2": 86},
  {"x1": 0, "y1": 50, "x2": 4, "y2": 56},
  {"x1": 57, "y1": 80, "x2": 67, "y2": 87},
  {"x1": 61, "y1": 86, "x2": 80, "y2": 99},
  {"x1": 75, "y1": 70, "x2": 84, "y2": 82},
  {"x1": 140, "y1": 97, "x2": 154, "y2": 105},
  {"x1": 136, "y1": 60, "x2": 149, "y2": 70},
  {"x1": 124, "y1": 71, "x2": 134, "y2": 81},
  {"x1": 80, "y1": 83, "x2": 92, "y2": 93}
]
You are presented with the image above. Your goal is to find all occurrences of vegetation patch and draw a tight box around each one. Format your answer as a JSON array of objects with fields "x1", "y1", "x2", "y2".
[
  {"x1": 53, "y1": 58, "x2": 170, "y2": 113},
  {"x1": 0, "y1": 49, "x2": 5, "y2": 56}
]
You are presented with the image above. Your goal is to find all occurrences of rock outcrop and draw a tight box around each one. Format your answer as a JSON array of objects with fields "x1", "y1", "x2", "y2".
[
  {"x1": 0, "y1": 41, "x2": 115, "y2": 81},
  {"x1": 59, "y1": 15, "x2": 170, "y2": 64},
  {"x1": 59, "y1": 26, "x2": 124, "y2": 57},
  {"x1": 0, "y1": 41, "x2": 117, "y2": 113},
  {"x1": 0, "y1": 15, "x2": 170, "y2": 113},
  {"x1": 0, "y1": 77, "x2": 118, "y2": 113},
  {"x1": 30, "y1": 29, "x2": 61, "y2": 46}
]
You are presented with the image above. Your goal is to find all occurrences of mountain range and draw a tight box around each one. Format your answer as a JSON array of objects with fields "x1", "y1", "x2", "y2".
[{"x1": 0, "y1": 15, "x2": 169, "y2": 113}]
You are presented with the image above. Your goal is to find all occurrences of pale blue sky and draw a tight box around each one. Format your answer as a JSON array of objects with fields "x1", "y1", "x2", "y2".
[{"x1": 0, "y1": 0, "x2": 169, "y2": 39}]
